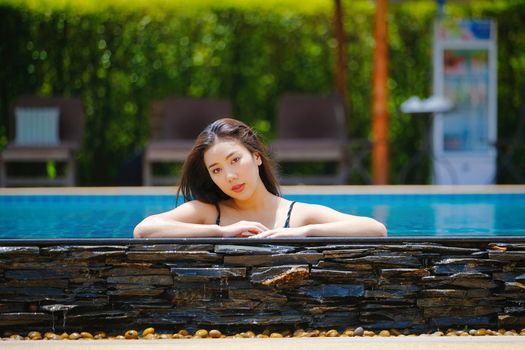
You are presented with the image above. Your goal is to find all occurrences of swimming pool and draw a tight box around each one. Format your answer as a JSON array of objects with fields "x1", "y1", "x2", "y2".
[{"x1": 1, "y1": 189, "x2": 524, "y2": 238}]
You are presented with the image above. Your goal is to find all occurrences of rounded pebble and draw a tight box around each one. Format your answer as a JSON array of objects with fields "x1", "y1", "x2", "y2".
[
  {"x1": 390, "y1": 329, "x2": 401, "y2": 336},
  {"x1": 476, "y1": 329, "x2": 487, "y2": 336},
  {"x1": 195, "y1": 329, "x2": 208, "y2": 338},
  {"x1": 327, "y1": 329, "x2": 339, "y2": 337},
  {"x1": 143, "y1": 327, "x2": 155, "y2": 336},
  {"x1": 209, "y1": 330, "x2": 222, "y2": 338},
  {"x1": 379, "y1": 330, "x2": 391, "y2": 337},
  {"x1": 309, "y1": 329, "x2": 320, "y2": 337},
  {"x1": 124, "y1": 330, "x2": 138, "y2": 339},
  {"x1": 94, "y1": 331, "x2": 107, "y2": 339},
  {"x1": 28, "y1": 331, "x2": 41, "y2": 339},
  {"x1": 80, "y1": 332, "x2": 93, "y2": 339},
  {"x1": 69, "y1": 332, "x2": 81, "y2": 340},
  {"x1": 293, "y1": 329, "x2": 305, "y2": 337}
]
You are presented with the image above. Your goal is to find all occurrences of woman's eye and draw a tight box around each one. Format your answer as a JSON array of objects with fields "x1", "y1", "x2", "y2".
[
  {"x1": 232, "y1": 156, "x2": 240, "y2": 163},
  {"x1": 212, "y1": 168, "x2": 221, "y2": 174}
]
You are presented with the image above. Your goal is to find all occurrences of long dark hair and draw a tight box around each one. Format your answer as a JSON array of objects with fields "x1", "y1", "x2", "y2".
[{"x1": 177, "y1": 118, "x2": 280, "y2": 203}]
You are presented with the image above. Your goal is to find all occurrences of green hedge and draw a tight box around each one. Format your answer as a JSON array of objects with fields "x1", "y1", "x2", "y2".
[{"x1": 1, "y1": 0, "x2": 524, "y2": 185}]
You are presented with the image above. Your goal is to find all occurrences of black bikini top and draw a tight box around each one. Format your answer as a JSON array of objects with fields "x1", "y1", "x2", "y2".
[{"x1": 215, "y1": 201, "x2": 297, "y2": 228}]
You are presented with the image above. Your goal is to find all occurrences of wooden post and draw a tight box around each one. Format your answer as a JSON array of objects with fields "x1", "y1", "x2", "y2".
[
  {"x1": 372, "y1": 0, "x2": 389, "y2": 184},
  {"x1": 334, "y1": 0, "x2": 347, "y2": 105}
]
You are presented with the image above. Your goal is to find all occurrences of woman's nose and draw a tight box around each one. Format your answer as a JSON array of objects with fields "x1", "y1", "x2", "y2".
[{"x1": 226, "y1": 168, "x2": 238, "y2": 182}]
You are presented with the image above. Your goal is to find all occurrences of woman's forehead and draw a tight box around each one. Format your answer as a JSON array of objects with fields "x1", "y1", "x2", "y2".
[{"x1": 204, "y1": 139, "x2": 249, "y2": 162}]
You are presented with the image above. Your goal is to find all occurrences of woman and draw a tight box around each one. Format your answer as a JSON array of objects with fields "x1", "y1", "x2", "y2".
[{"x1": 134, "y1": 118, "x2": 386, "y2": 238}]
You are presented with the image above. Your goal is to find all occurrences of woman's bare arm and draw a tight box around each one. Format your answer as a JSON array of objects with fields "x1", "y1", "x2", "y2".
[
  {"x1": 251, "y1": 203, "x2": 387, "y2": 238},
  {"x1": 133, "y1": 201, "x2": 219, "y2": 238},
  {"x1": 133, "y1": 201, "x2": 269, "y2": 238}
]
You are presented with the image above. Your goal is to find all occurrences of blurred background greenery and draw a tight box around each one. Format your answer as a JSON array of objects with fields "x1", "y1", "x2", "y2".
[{"x1": 1, "y1": 0, "x2": 524, "y2": 185}]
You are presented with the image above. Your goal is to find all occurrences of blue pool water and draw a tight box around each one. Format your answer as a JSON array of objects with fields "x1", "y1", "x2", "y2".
[{"x1": 1, "y1": 194, "x2": 524, "y2": 238}]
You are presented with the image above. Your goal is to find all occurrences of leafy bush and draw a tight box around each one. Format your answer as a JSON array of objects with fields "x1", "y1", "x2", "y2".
[{"x1": 1, "y1": 0, "x2": 524, "y2": 184}]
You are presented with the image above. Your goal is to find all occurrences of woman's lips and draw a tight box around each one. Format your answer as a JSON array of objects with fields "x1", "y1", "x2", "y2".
[{"x1": 231, "y1": 183, "x2": 245, "y2": 193}]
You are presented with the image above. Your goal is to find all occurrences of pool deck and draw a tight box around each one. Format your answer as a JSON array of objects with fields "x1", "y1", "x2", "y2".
[
  {"x1": 2, "y1": 337, "x2": 525, "y2": 350},
  {"x1": 1, "y1": 184, "x2": 525, "y2": 195}
]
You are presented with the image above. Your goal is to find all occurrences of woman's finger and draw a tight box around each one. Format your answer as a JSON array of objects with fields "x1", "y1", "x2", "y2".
[
  {"x1": 239, "y1": 230, "x2": 256, "y2": 237},
  {"x1": 236, "y1": 221, "x2": 269, "y2": 233},
  {"x1": 245, "y1": 225, "x2": 264, "y2": 234},
  {"x1": 248, "y1": 230, "x2": 275, "y2": 238},
  {"x1": 252, "y1": 222, "x2": 270, "y2": 231}
]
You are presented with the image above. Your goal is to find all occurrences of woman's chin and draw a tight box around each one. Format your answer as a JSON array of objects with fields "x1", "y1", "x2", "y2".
[
  {"x1": 228, "y1": 189, "x2": 252, "y2": 201},
  {"x1": 229, "y1": 193, "x2": 249, "y2": 201}
]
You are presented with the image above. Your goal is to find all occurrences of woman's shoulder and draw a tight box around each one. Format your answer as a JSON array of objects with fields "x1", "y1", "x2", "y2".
[
  {"x1": 158, "y1": 200, "x2": 218, "y2": 225},
  {"x1": 288, "y1": 200, "x2": 323, "y2": 212},
  {"x1": 167, "y1": 200, "x2": 217, "y2": 218},
  {"x1": 177, "y1": 200, "x2": 217, "y2": 211},
  {"x1": 280, "y1": 199, "x2": 310, "y2": 224},
  {"x1": 288, "y1": 200, "x2": 343, "y2": 225}
]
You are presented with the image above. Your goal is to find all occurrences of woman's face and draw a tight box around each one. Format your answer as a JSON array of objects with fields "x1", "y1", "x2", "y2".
[{"x1": 203, "y1": 138, "x2": 262, "y2": 200}]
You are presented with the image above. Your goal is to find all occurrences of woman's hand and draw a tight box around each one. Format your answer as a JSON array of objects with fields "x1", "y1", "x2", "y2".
[
  {"x1": 219, "y1": 221, "x2": 270, "y2": 238},
  {"x1": 248, "y1": 226, "x2": 309, "y2": 238}
]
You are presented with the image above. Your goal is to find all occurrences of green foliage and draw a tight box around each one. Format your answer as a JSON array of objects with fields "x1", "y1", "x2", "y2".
[
  {"x1": 46, "y1": 161, "x2": 57, "y2": 179},
  {"x1": 1, "y1": 0, "x2": 524, "y2": 185}
]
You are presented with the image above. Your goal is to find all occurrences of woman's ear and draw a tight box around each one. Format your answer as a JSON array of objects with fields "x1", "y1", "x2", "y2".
[{"x1": 255, "y1": 153, "x2": 262, "y2": 166}]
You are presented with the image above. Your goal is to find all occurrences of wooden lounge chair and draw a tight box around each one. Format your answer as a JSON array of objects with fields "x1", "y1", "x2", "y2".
[
  {"x1": 143, "y1": 96, "x2": 232, "y2": 186},
  {"x1": 0, "y1": 96, "x2": 84, "y2": 187},
  {"x1": 270, "y1": 94, "x2": 349, "y2": 185}
]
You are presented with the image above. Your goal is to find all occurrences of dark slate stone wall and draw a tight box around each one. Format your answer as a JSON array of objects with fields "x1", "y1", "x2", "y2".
[{"x1": 0, "y1": 238, "x2": 524, "y2": 333}]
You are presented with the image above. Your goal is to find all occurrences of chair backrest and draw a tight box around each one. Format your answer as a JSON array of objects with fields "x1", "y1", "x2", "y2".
[
  {"x1": 9, "y1": 96, "x2": 84, "y2": 145},
  {"x1": 276, "y1": 94, "x2": 347, "y2": 140},
  {"x1": 150, "y1": 97, "x2": 232, "y2": 140}
]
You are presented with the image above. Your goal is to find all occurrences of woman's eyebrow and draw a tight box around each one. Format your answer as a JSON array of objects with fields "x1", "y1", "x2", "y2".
[{"x1": 207, "y1": 151, "x2": 237, "y2": 169}]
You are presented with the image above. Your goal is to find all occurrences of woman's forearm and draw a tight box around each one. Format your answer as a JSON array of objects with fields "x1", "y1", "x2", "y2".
[
  {"x1": 305, "y1": 218, "x2": 387, "y2": 237},
  {"x1": 133, "y1": 216, "x2": 222, "y2": 238}
]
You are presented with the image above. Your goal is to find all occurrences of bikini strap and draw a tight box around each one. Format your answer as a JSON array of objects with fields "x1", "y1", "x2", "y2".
[
  {"x1": 215, "y1": 203, "x2": 221, "y2": 226},
  {"x1": 283, "y1": 201, "x2": 296, "y2": 228}
]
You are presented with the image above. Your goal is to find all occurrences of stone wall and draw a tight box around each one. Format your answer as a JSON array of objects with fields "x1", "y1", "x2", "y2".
[{"x1": 0, "y1": 238, "x2": 524, "y2": 333}]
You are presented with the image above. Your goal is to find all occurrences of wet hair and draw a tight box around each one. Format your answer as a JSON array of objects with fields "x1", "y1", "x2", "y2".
[{"x1": 177, "y1": 118, "x2": 280, "y2": 203}]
